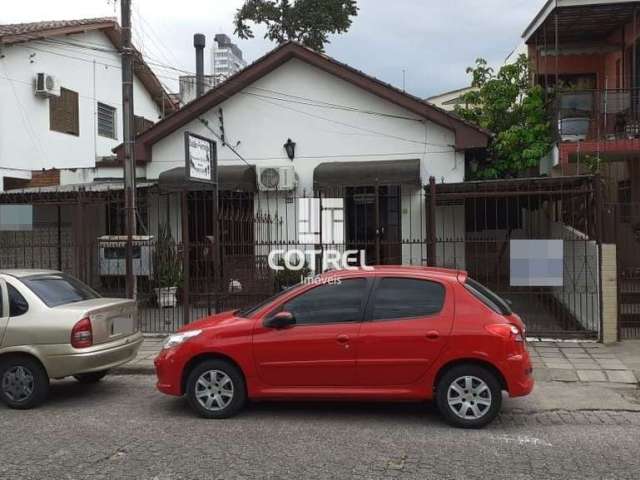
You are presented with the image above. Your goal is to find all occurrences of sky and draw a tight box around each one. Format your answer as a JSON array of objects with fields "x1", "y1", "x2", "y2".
[{"x1": 1, "y1": 0, "x2": 545, "y2": 98}]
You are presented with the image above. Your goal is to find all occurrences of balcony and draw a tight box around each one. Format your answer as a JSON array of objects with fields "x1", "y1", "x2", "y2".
[{"x1": 554, "y1": 89, "x2": 640, "y2": 165}]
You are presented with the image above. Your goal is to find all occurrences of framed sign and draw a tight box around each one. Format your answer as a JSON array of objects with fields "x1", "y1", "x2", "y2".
[{"x1": 185, "y1": 132, "x2": 217, "y2": 184}]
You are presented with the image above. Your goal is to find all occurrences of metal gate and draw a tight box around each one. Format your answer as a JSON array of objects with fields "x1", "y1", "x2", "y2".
[{"x1": 427, "y1": 176, "x2": 601, "y2": 338}]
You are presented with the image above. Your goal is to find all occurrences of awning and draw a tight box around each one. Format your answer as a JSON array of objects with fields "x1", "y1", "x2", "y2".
[
  {"x1": 158, "y1": 165, "x2": 257, "y2": 192},
  {"x1": 313, "y1": 159, "x2": 421, "y2": 189}
]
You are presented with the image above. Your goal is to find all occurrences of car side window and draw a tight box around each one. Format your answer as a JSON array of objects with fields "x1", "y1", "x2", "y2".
[
  {"x1": 8, "y1": 284, "x2": 29, "y2": 317},
  {"x1": 370, "y1": 278, "x2": 445, "y2": 321},
  {"x1": 282, "y1": 278, "x2": 368, "y2": 325}
]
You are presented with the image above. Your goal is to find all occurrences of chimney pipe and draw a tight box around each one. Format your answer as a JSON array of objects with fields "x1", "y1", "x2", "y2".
[{"x1": 194, "y1": 33, "x2": 206, "y2": 98}]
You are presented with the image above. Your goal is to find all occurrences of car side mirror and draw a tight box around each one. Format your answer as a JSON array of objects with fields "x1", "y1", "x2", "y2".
[{"x1": 264, "y1": 311, "x2": 296, "y2": 329}]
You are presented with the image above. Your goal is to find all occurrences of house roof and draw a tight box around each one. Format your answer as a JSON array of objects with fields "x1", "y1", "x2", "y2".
[
  {"x1": 522, "y1": 0, "x2": 639, "y2": 44},
  {"x1": 0, "y1": 17, "x2": 177, "y2": 114},
  {"x1": 114, "y1": 41, "x2": 490, "y2": 163}
]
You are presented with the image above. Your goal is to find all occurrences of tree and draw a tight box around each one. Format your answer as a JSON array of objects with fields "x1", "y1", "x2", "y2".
[
  {"x1": 455, "y1": 55, "x2": 553, "y2": 179},
  {"x1": 234, "y1": 0, "x2": 358, "y2": 52}
]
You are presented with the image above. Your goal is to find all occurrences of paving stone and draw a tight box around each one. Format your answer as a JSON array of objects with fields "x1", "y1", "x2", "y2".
[
  {"x1": 548, "y1": 369, "x2": 579, "y2": 382},
  {"x1": 543, "y1": 361, "x2": 573, "y2": 369},
  {"x1": 536, "y1": 347, "x2": 561, "y2": 353},
  {"x1": 605, "y1": 370, "x2": 638, "y2": 384},
  {"x1": 540, "y1": 352, "x2": 564, "y2": 358},
  {"x1": 590, "y1": 353, "x2": 617, "y2": 359},
  {"x1": 596, "y1": 359, "x2": 627, "y2": 370},
  {"x1": 532, "y1": 368, "x2": 551, "y2": 382},
  {"x1": 577, "y1": 369, "x2": 607, "y2": 382},
  {"x1": 569, "y1": 360, "x2": 601, "y2": 369},
  {"x1": 563, "y1": 352, "x2": 591, "y2": 359}
]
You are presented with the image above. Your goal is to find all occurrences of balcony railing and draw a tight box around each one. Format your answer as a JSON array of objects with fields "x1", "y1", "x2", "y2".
[{"x1": 555, "y1": 89, "x2": 640, "y2": 143}]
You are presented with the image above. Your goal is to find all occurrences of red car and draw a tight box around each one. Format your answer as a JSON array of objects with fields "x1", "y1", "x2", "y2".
[{"x1": 154, "y1": 267, "x2": 533, "y2": 428}]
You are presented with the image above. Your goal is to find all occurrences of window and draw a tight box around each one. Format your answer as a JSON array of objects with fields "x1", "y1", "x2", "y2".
[
  {"x1": 21, "y1": 273, "x2": 100, "y2": 308},
  {"x1": 50, "y1": 87, "x2": 79, "y2": 135},
  {"x1": 8, "y1": 284, "x2": 28, "y2": 317},
  {"x1": 97, "y1": 102, "x2": 117, "y2": 139},
  {"x1": 371, "y1": 278, "x2": 445, "y2": 321},
  {"x1": 282, "y1": 279, "x2": 368, "y2": 325},
  {"x1": 464, "y1": 278, "x2": 511, "y2": 316}
]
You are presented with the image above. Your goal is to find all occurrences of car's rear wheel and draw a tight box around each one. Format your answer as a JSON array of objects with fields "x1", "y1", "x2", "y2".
[
  {"x1": 185, "y1": 359, "x2": 246, "y2": 419},
  {"x1": 436, "y1": 364, "x2": 502, "y2": 428},
  {"x1": 0, "y1": 356, "x2": 49, "y2": 409},
  {"x1": 73, "y1": 370, "x2": 109, "y2": 384}
]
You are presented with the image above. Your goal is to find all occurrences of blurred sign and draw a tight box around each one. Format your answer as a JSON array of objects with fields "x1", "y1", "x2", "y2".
[
  {"x1": 185, "y1": 132, "x2": 216, "y2": 183},
  {"x1": 510, "y1": 239, "x2": 563, "y2": 287}
]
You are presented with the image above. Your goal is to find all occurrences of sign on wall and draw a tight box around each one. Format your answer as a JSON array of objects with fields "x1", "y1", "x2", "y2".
[
  {"x1": 510, "y1": 239, "x2": 563, "y2": 287},
  {"x1": 185, "y1": 132, "x2": 217, "y2": 183}
]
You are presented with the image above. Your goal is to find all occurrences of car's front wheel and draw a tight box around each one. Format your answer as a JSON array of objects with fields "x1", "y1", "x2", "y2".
[
  {"x1": 436, "y1": 364, "x2": 502, "y2": 428},
  {"x1": 185, "y1": 359, "x2": 246, "y2": 419},
  {"x1": 0, "y1": 356, "x2": 49, "y2": 409}
]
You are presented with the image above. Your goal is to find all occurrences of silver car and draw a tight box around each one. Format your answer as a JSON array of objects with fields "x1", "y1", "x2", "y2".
[{"x1": 0, "y1": 270, "x2": 143, "y2": 409}]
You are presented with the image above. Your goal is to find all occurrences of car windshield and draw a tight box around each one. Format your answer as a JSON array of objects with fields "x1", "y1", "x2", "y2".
[
  {"x1": 464, "y1": 278, "x2": 512, "y2": 316},
  {"x1": 237, "y1": 284, "x2": 298, "y2": 318},
  {"x1": 21, "y1": 273, "x2": 101, "y2": 308}
]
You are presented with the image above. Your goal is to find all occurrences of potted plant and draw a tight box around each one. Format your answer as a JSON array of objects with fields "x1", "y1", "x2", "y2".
[{"x1": 153, "y1": 223, "x2": 182, "y2": 308}]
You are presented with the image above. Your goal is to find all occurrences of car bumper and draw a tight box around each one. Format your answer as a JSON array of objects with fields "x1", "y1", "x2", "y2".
[
  {"x1": 154, "y1": 347, "x2": 184, "y2": 396},
  {"x1": 503, "y1": 350, "x2": 534, "y2": 397},
  {"x1": 45, "y1": 332, "x2": 143, "y2": 378}
]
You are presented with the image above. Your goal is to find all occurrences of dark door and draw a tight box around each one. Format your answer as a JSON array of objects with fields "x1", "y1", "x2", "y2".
[
  {"x1": 356, "y1": 277, "x2": 452, "y2": 386},
  {"x1": 252, "y1": 278, "x2": 370, "y2": 387},
  {"x1": 346, "y1": 185, "x2": 401, "y2": 265}
]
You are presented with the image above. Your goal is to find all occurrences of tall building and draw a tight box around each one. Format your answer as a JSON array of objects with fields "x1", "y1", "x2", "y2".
[{"x1": 211, "y1": 33, "x2": 246, "y2": 84}]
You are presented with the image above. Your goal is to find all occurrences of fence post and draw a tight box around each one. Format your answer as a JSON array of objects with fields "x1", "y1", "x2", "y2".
[
  {"x1": 181, "y1": 191, "x2": 190, "y2": 325},
  {"x1": 426, "y1": 176, "x2": 437, "y2": 267}
]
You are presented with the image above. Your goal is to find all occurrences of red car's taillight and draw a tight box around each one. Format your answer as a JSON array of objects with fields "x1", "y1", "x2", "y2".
[
  {"x1": 71, "y1": 317, "x2": 93, "y2": 348},
  {"x1": 485, "y1": 323, "x2": 524, "y2": 343}
]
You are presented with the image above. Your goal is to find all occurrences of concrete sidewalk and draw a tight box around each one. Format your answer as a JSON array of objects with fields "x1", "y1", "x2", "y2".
[{"x1": 116, "y1": 337, "x2": 640, "y2": 388}]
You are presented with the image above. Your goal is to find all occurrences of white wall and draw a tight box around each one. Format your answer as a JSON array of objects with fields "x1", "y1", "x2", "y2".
[
  {"x1": 149, "y1": 58, "x2": 464, "y2": 190},
  {"x1": 0, "y1": 30, "x2": 162, "y2": 180}
]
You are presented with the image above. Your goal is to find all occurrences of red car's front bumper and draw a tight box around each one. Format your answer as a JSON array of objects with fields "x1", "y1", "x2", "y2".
[{"x1": 154, "y1": 348, "x2": 184, "y2": 396}]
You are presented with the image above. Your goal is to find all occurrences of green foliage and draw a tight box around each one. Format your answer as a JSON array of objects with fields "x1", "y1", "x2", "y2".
[
  {"x1": 455, "y1": 55, "x2": 553, "y2": 179},
  {"x1": 234, "y1": 0, "x2": 358, "y2": 52},
  {"x1": 153, "y1": 224, "x2": 183, "y2": 288}
]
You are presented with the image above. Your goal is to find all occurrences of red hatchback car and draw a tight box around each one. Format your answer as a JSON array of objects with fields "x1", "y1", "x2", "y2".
[{"x1": 154, "y1": 267, "x2": 533, "y2": 428}]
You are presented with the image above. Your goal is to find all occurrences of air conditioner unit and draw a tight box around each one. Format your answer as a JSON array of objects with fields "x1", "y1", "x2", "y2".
[
  {"x1": 257, "y1": 166, "x2": 297, "y2": 191},
  {"x1": 34, "y1": 73, "x2": 60, "y2": 98}
]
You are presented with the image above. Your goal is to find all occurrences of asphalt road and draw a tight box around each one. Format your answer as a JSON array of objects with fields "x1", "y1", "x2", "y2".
[{"x1": 1, "y1": 375, "x2": 639, "y2": 480}]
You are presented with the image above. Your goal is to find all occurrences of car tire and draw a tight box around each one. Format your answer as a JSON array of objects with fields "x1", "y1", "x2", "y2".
[
  {"x1": 0, "y1": 356, "x2": 50, "y2": 410},
  {"x1": 73, "y1": 370, "x2": 109, "y2": 384},
  {"x1": 185, "y1": 359, "x2": 246, "y2": 419},
  {"x1": 436, "y1": 364, "x2": 502, "y2": 429}
]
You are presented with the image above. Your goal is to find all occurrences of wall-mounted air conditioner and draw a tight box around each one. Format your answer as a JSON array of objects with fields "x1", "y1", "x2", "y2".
[
  {"x1": 257, "y1": 166, "x2": 297, "y2": 191},
  {"x1": 98, "y1": 235, "x2": 154, "y2": 277},
  {"x1": 34, "y1": 73, "x2": 60, "y2": 98},
  {"x1": 558, "y1": 117, "x2": 589, "y2": 142}
]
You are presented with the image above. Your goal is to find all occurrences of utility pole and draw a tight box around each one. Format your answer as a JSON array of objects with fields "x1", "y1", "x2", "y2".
[{"x1": 121, "y1": 0, "x2": 137, "y2": 299}]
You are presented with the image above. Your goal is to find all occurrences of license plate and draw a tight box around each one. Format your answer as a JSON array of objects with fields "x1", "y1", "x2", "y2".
[{"x1": 111, "y1": 316, "x2": 134, "y2": 336}]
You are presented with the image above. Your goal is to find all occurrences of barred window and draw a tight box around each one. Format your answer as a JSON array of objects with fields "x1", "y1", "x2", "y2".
[{"x1": 97, "y1": 102, "x2": 117, "y2": 139}]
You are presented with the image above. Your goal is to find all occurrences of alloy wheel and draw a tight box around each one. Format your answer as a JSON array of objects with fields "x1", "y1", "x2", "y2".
[
  {"x1": 194, "y1": 370, "x2": 234, "y2": 412},
  {"x1": 446, "y1": 375, "x2": 492, "y2": 420},
  {"x1": 2, "y1": 366, "x2": 35, "y2": 402}
]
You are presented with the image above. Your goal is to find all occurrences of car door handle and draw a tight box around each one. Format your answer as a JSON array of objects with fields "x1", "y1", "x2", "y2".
[
  {"x1": 336, "y1": 334, "x2": 350, "y2": 344},
  {"x1": 425, "y1": 330, "x2": 440, "y2": 340}
]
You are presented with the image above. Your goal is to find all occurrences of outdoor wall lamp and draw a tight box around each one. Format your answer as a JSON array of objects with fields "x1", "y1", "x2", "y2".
[{"x1": 284, "y1": 138, "x2": 296, "y2": 161}]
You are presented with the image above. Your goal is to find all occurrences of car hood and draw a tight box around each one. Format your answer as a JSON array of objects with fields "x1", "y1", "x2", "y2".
[{"x1": 178, "y1": 310, "x2": 239, "y2": 332}]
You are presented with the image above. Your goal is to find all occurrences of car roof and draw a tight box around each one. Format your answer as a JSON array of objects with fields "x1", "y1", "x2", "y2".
[
  {"x1": 0, "y1": 269, "x2": 62, "y2": 278},
  {"x1": 319, "y1": 265, "x2": 466, "y2": 282}
]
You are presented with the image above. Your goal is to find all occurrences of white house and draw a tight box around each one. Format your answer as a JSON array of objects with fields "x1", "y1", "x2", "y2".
[
  {"x1": 0, "y1": 17, "x2": 176, "y2": 193},
  {"x1": 111, "y1": 42, "x2": 490, "y2": 268}
]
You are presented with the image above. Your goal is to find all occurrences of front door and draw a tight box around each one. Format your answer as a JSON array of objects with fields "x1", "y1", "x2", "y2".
[
  {"x1": 356, "y1": 276, "x2": 453, "y2": 386},
  {"x1": 346, "y1": 185, "x2": 401, "y2": 265},
  {"x1": 252, "y1": 278, "x2": 370, "y2": 387}
]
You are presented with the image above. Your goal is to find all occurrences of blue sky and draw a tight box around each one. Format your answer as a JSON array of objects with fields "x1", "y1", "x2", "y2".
[{"x1": 1, "y1": 0, "x2": 545, "y2": 98}]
